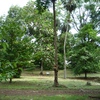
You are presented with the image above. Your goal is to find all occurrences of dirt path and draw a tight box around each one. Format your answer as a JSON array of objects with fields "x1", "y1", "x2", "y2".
[{"x1": 0, "y1": 89, "x2": 100, "y2": 96}]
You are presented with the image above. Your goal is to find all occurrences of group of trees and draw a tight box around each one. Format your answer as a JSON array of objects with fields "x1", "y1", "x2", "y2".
[{"x1": 0, "y1": 0, "x2": 100, "y2": 86}]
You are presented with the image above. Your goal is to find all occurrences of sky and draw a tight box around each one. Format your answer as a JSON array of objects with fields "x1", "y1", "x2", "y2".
[{"x1": 0, "y1": 0, "x2": 29, "y2": 16}]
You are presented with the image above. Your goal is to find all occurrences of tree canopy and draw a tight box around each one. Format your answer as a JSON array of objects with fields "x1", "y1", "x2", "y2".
[{"x1": 0, "y1": 0, "x2": 100, "y2": 83}]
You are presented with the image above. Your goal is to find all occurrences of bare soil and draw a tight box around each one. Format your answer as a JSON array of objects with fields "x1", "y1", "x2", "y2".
[{"x1": 0, "y1": 89, "x2": 100, "y2": 96}]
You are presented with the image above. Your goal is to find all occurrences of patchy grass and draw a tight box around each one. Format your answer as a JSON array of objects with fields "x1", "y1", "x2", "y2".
[
  {"x1": 0, "y1": 70, "x2": 100, "y2": 100},
  {"x1": 0, "y1": 95, "x2": 89, "y2": 100},
  {"x1": 24, "y1": 69, "x2": 100, "y2": 78},
  {"x1": 0, "y1": 75, "x2": 100, "y2": 90},
  {"x1": 0, "y1": 70, "x2": 100, "y2": 90}
]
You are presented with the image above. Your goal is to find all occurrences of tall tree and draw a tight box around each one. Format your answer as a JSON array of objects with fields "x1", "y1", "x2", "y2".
[
  {"x1": 66, "y1": 0, "x2": 100, "y2": 78},
  {"x1": 52, "y1": 0, "x2": 59, "y2": 86},
  {"x1": 0, "y1": 6, "x2": 34, "y2": 83},
  {"x1": 36, "y1": 0, "x2": 59, "y2": 86},
  {"x1": 59, "y1": 0, "x2": 76, "y2": 78},
  {"x1": 69, "y1": 23, "x2": 100, "y2": 78}
]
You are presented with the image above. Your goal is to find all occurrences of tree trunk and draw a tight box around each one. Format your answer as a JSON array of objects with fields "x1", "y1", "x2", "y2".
[
  {"x1": 9, "y1": 78, "x2": 12, "y2": 83},
  {"x1": 54, "y1": 67, "x2": 58, "y2": 86},
  {"x1": 85, "y1": 71, "x2": 87, "y2": 79},
  {"x1": 53, "y1": 1, "x2": 59, "y2": 87},
  {"x1": 64, "y1": 31, "x2": 67, "y2": 79},
  {"x1": 40, "y1": 60, "x2": 43, "y2": 75},
  {"x1": 64, "y1": 24, "x2": 69, "y2": 79}
]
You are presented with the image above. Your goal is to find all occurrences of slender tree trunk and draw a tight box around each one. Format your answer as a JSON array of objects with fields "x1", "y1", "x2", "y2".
[
  {"x1": 40, "y1": 60, "x2": 43, "y2": 75},
  {"x1": 39, "y1": 30, "x2": 43, "y2": 75},
  {"x1": 64, "y1": 31, "x2": 67, "y2": 79},
  {"x1": 85, "y1": 71, "x2": 87, "y2": 79},
  {"x1": 64, "y1": 20, "x2": 69, "y2": 79},
  {"x1": 53, "y1": 1, "x2": 59, "y2": 87}
]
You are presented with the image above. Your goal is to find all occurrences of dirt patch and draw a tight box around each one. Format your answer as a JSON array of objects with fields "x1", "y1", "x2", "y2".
[{"x1": 0, "y1": 89, "x2": 100, "y2": 96}]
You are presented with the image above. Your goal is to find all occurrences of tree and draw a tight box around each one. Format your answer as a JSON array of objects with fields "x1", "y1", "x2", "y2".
[
  {"x1": 52, "y1": 0, "x2": 59, "y2": 86},
  {"x1": 55, "y1": 0, "x2": 76, "y2": 78},
  {"x1": 0, "y1": 6, "x2": 34, "y2": 83},
  {"x1": 22, "y1": 1, "x2": 55, "y2": 75},
  {"x1": 61, "y1": 0, "x2": 76, "y2": 79},
  {"x1": 36, "y1": 0, "x2": 59, "y2": 86},
  {"x1": 69, "y1": 23, "x2": 100, "y2": 78},
  {"x1": 64, "y1": 0, "x2": 100, "y2": 78}
]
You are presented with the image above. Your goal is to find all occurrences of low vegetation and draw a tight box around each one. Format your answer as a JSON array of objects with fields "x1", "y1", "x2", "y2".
[
  {"x1": 0, "y1": 95, "x2": 88, "y2": 100},
  {"x1": 0, "y1": 70, "x2": 100, "y2": 100}
]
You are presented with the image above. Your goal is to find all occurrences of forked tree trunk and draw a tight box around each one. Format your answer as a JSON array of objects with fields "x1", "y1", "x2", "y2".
[{"x1": 53, "y1": 0, "x2": 59, "y2": 87}]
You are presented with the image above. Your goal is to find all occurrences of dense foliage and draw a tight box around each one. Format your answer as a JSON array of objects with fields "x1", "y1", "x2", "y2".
[
  {"x1": 0, "y1": 0, "x2": 100, "y2": 82},
  {"x1": 69, "y1": 23, "x2": 100, "y2": 78},
  {"x1": 0, "y1": 6, "x2": 34, "y2": 82}
]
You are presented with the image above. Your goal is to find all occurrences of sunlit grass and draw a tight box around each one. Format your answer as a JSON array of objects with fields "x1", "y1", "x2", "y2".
[
  {"x1": 0, "y1": 70, "x2": 100, "y2": 100},
  {"x1": 0, "y1": 75, "x2": 100, "y2": 90},
  {"x1": 0, "y1": 69, "x2": 100, "y2": 90}
]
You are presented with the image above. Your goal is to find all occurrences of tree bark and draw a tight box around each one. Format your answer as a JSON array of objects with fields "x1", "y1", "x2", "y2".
[
  {"x1": 53, "y1": 1, "x2": 59, "y2": 86},
  {"x1": 9, "y1": 78, "x2": 12, "y2": 83},
  {"x1": 85, "y1": 71, "x2": 87, "y2": 79},
  {"x1": 64, "y1": 14, "x2": 70, "y2": 79},
  {"x1": 40, "y1": 60, "x2": 43, "y2": 75},
  {"x1": 64, "y1": 31, "x2": 67, "y2": 79}
]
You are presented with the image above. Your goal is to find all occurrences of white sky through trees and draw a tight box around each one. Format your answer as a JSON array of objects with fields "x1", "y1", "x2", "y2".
[
  {"x1": 0, "y1": 0, "x2": 78, "y2": 34},
  {"x1": 0, "y1": 0, "x2": 29, "y2": 16}
]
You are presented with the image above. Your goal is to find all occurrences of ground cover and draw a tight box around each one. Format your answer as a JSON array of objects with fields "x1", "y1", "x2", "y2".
[{"x1": 0, "y1": 70, "x2": 100, "y2": 100}]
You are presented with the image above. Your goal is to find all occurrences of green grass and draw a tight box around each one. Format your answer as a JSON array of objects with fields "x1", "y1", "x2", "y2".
[
  {"x1": 0, "y1": 76, "x2": 100, "y2": 90},
  {"x1": 0, "y1": 95, "x2": 89, "y2": 100},
  {"x1": 0, "y1": 70, "x2": 100, "y2": 90},
  {"x1": 0, "y1": 70, "x2": 100, "y2": 100}
]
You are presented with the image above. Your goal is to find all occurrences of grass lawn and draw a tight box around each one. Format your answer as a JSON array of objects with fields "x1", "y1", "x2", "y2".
[
  {"x1": 0, "y1": 75, "x2": 100, "y2": 90},
  {"x1": 0, "y1": 95, "x2": 89, "y2": 100},
  {"x1": 0, "y1": 70, "x2": 100, "y2": 100},
  {"x1": 0, "y1": 70, "x2": 99, "y2": 90}
]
